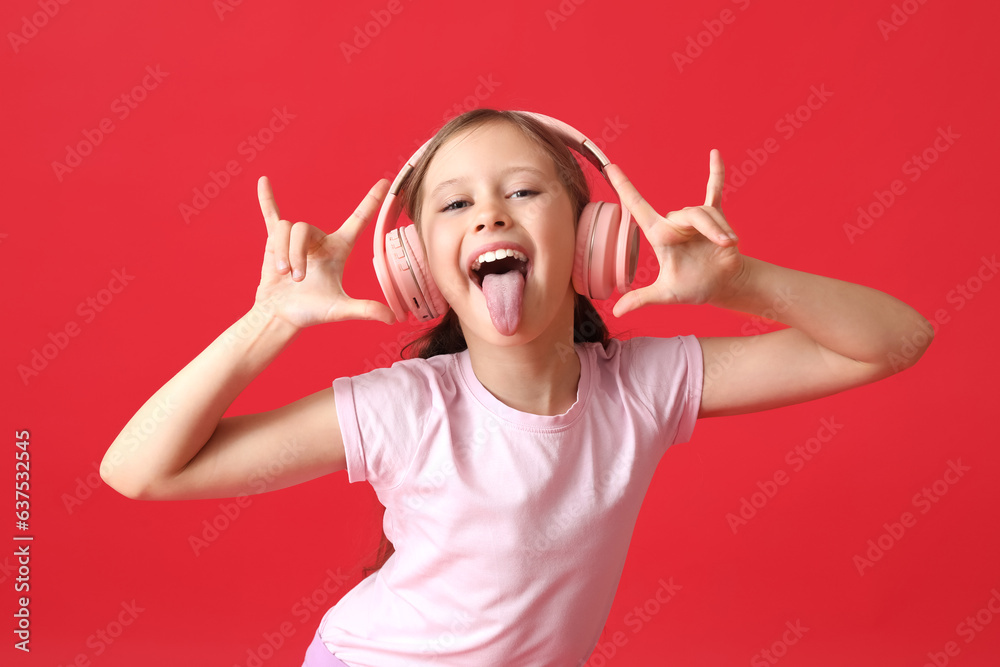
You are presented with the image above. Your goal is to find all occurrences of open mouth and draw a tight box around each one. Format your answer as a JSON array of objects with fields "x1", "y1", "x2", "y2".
[
  {"x1": 466, "y1": 247, "x2": 530, "y2": 337},
  {"x1": 469, "y1": 249, "x2": 529, "y2": 289}
]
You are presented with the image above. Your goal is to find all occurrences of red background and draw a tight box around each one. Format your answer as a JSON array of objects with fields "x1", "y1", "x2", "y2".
[{"x1": 4, "y1": 0, "x2": 999, "y2": 665}]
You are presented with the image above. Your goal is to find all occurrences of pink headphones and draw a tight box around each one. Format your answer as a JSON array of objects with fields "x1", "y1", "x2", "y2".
[{"x1": 372, "y1": 111, "x2": 639, "y2": 324}]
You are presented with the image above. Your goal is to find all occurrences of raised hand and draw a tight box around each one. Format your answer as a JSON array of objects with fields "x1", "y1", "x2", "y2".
[
  {"x1": 606, "y1": 150, "x2": 747, "y2": 317},
  {"x1": 254, "y1": 176, "x2": 396, "y2": 328}
]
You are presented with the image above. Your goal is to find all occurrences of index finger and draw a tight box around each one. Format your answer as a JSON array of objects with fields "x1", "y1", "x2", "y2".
[
  {"x1": 337, "y1": 178, "x2": 392, "y2": 248},
  {"x1": 605, "y1": 164, "x2": 661, "y2": 233},
  {"x1": 704, "y1": 149, "x2": 724, "y2": 209},
  {"x1": 257, "y1": 176, "x2": 281, "y2": 232}
]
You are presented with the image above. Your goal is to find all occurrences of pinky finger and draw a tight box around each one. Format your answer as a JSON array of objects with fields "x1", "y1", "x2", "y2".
[
  {"x1": 700, "y1": 205, "x2": 738, "y2": 245},
  {"x1": 669, "y1": 207, "x2": 734, "y2": 246},
  {"x1": 717, "y1": 225, "x2": 739, "y2": 246}
]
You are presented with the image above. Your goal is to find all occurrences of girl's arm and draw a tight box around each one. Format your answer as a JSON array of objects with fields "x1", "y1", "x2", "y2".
[
  {"x1": 100, "y1": 305, "x2": 335, "y2": 500},
  {"x1": 604, "y1": 155, "x2": 932, "y2": 419},
  {"x1": 100, "y1": 177, "x2": 395, "y2": 500},
  {"x1": 696, "y1": 257, "x2": 931, "y2": 417}
]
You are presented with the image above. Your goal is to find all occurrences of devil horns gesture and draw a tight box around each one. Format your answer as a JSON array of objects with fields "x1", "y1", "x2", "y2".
[{"x1": 606, "y1": 150, "x2": 748, "y2": 317}]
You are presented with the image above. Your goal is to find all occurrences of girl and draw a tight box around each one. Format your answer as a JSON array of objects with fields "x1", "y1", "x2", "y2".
[{"x1": 101, "y1": 109, "x2": 932, "y2": 666}]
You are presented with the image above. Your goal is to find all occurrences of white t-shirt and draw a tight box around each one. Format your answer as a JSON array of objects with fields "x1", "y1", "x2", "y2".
[{"x1": 319, "y1": 335, "x2": 704, "y2": 667}]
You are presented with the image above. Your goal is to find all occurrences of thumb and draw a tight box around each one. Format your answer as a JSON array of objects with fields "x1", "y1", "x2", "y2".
[
  {"x1": 612, "y1": 286, "x2": 657, "y2": 318},
  {"x1": 331, "y1": 299, "x2": 398, "y2": 325}
]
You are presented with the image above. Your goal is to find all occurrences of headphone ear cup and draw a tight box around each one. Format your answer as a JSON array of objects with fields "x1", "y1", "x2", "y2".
[
  {"x1": 378, "y1": 228, "x2": 407, "y2": 323},
  {"x1": 573, "y1": 201, "x2": 622, "y2": 300},
  {"x1": 615, "y1": 205, "x2": 639, "y2": 295},
  {"x1": 398, "y1": 224, "x2": 448, "y2": 320},
  {"x1": 572, "y1": 203, "x2": 596, "y2": 297}
]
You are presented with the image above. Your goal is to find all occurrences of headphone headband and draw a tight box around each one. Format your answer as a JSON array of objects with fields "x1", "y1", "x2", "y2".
[{"x1": 385, "y1": 112, "x2": 613, "y2": 199}]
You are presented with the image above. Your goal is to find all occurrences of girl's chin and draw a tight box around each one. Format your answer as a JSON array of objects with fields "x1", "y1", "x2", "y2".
[{"x1": 458, "y1": 303, "x2": 574, "y2": 346}]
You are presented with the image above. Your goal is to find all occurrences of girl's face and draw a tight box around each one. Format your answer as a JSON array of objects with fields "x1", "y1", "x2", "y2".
[{"x1": 418, "y1": 121, "x2": 577, "y2": 345}]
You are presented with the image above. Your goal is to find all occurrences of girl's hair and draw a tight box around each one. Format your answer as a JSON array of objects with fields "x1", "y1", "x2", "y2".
[{"x1": 361, "y1": 109, "x2": 613, "y2": 580}]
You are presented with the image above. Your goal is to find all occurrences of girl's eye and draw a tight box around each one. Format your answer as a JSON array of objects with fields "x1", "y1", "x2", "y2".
[
  {"x1": 440, "y1": 190, "x2": 537, "y2": 212},
  {"x1": 442, "y1": 199, "x2": 470, "y2": 212}
]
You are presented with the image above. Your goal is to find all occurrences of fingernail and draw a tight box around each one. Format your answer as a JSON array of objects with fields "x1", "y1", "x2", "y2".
[
  {"x1": 728, "y1": 233, "x2": 739, "y2": 241},
  {"x1": 292, "y1": 269, "x2": 303, "y2": 280},
  {"x1": 277, "y1": 260, "x2": 288, "y2": 271}
]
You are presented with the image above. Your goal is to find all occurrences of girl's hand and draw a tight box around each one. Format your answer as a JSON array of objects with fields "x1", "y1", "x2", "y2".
[
  {"x1": 254, "y1": 176, "x2": 396, "y2": 328},
  {"x1": 606, "y1": 150, "x2": 748, "y2": 317}
]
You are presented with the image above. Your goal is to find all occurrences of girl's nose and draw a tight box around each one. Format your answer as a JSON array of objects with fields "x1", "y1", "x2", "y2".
[
  {"x1": 474, "y1": 198, "x2": 512, "y2": 233},
  {"x1": 475, "y1": 218, "x2": 507, "y2": 233}
]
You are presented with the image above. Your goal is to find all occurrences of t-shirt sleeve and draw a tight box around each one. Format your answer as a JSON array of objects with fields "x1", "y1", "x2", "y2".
[
  {"x1": 332, "y1": 361, "x2": 436, "y2": 489},
  {"x1": 621, "y1": 335, "x2": 704, "y2": 446}
]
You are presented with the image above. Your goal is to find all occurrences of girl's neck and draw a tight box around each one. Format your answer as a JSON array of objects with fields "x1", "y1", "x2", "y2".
[{"x1": 462, "y1": 297, "x2": 582, "y2": 417}]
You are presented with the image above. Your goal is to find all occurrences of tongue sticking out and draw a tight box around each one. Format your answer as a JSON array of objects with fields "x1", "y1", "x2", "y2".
[{"x1": 481, "y1": 271, "x2": 525, "y2": 336}]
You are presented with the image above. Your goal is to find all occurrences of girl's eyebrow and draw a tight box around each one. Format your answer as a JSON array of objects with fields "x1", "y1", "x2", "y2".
[{"x1": 428, "y1": 166, "x2": 547, "y2": 199}]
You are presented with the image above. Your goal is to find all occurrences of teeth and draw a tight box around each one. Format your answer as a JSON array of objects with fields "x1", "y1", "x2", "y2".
[{"x1": 470, "y1": 248, "x2": 528, "y2": 271}]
